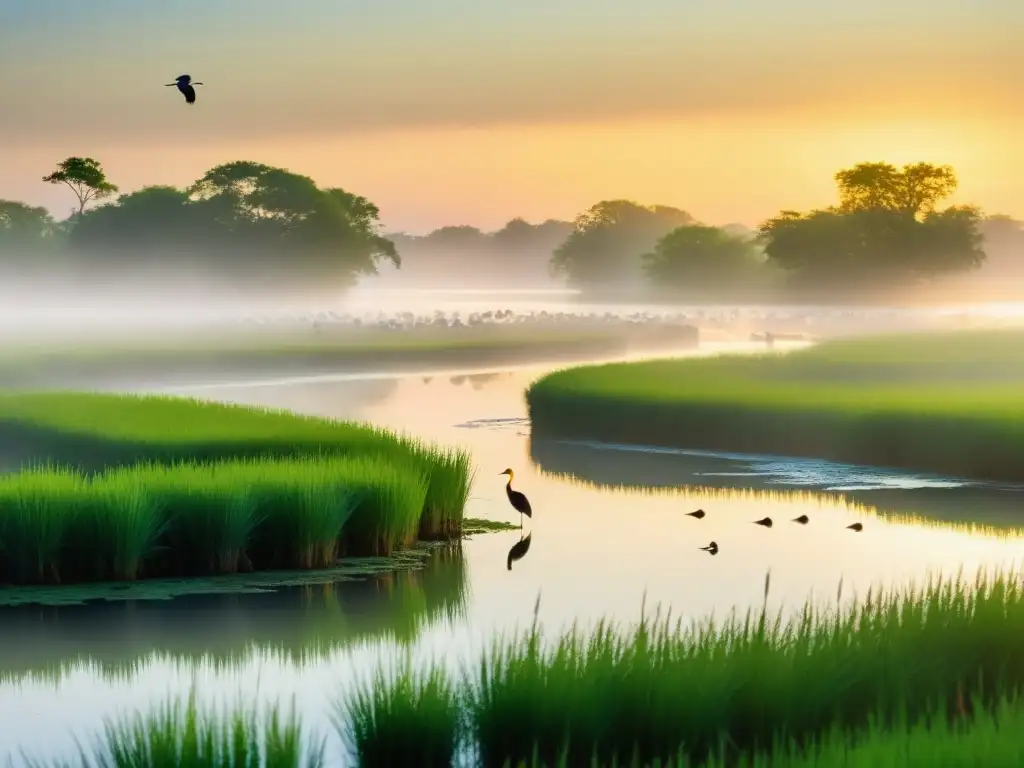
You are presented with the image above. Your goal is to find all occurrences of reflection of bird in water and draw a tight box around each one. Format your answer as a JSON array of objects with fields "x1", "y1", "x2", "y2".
[
  {"x1": 699, "y1": 541, "x2": 718, "y2": 555},
  {"x1": 792, "y1": 515, "x2": 810, "y2": 525},
  {"x1": 500, "y1": 468, "x2": 533, "y2": 528},
  {"x1": 847, "y1": 522, "x2": 864, "y2": 532},
  {"x1": 507, "y1": 532, "x2": 533, "y2": 570},
  {"x1": 753, "y1": 517, "x2": 773, "y2": 528},
  {"x1": 165, "y1": 74, "x2": 203, "y2": 104},
  {"x1": 686, "y1": 509, "x2": 706, "y2": 520}
]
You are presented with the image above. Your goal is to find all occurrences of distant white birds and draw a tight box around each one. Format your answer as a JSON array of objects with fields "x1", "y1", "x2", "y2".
[{"x1": 165, "y1": 74, "x2": 203, "y2": 104}]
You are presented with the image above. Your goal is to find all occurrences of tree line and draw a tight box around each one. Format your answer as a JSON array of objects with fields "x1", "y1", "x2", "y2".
[{"x1": 2, "y1": 156, "x2": 1020, "y2": 300}]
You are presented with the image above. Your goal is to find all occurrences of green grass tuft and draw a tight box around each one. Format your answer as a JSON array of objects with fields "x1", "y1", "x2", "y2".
[{"x1": 341, "y1": 660, "x2": 460, "y2": 767}]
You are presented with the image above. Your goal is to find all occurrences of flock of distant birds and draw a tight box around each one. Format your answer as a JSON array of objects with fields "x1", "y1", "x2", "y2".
[
  {"x1": 499, "y1": 469, "x2": 863, "y2": 568},
  {"x1": 685, "y1": 507, "x2": 863, "y2": 557}
]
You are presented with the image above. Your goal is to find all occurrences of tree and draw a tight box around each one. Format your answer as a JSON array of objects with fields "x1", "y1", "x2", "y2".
[
  {"x1": 67, "y1": 160, "x2": 400, "y2": 290},
  {"x1": 834, "y1": 162, "x2": 957, "y2": 219},
  {"x1": 550, "y1": 200, "x2": 693, "y2": 290},
  {"x1": 641, "y1": 225, "x2": 765, "y2": 298},
  {"x1": 0, "y1": 200, "x2": 56, "y2": 247},
  {"x1": 42, "y1": 157, "x2": 119, "y2": 215},
  {"x1": 758, "y1": 161, "x2": 985, "y2": 296}
]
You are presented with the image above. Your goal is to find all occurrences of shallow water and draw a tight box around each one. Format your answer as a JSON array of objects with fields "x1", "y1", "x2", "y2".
[{"x1": 3, "y1": 340, "x2": 1024, "y2": 765}]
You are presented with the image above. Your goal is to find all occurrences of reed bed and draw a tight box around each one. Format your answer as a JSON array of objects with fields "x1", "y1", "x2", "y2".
[
  {"x1": 344, "y1": 568, "x2": 1024, "y2": 766},
  {"x1": 526, "y1": 329, "x2": 1024, "y2": 482},
  {"x1": 341, "y1": 660, "x2": 460, "y2": 768},
  {"x1": 25, "y1": 578, "x2": 1024, "y2": 768},
  {"x1": 0, "y1": 456, "x2": 431, "y2": 584},
  {"x1": 0, "y1": 392, "x2": 472, "y2": 540},
  {"x1": 30, "y1": 689, "x2": 324, "y2": 768},
  {"x1": 0, "y1": 393, "x2": 474, "y2": 585}
]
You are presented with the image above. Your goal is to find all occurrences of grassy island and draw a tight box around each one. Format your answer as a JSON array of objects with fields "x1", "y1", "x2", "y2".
[
  {"x1": 526, "y1": 329, "x2": 1024, "y2": 483},
  {"x1": 0, "y1": 392, "x2": 473, "y2": 586}
]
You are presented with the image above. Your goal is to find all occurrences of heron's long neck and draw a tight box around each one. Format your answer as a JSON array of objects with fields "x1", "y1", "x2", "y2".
[{"x1": 506, "y1": 472, "x2": 514, "y2": 486}]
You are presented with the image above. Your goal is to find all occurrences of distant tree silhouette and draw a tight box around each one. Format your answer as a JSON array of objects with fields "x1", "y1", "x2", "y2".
[
  {"x1": 642, "y1": 224, "x2": 766, "y2": 299},
  {"x1": 759, "y1": 161, "x2": 984, "y2": 297},
  {"x1": 64, "y1": 159, "x2": 398, "y2": 290},
  {"x1": 550, "y1": 200, "x2": 693, "y2": 291}
]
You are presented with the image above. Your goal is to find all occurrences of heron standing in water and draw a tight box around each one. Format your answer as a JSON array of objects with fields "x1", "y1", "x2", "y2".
[
  {"x1": 166, "y1": 74, "x2": 203, "y2": 104},
  {"x1": 500, "y1": 468, "x2": 533, "y2": 528}
]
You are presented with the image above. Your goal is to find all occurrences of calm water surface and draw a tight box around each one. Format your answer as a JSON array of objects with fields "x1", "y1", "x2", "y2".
[{"x1": 2, "y1": 341, "x2": 1024, "y2": 764}]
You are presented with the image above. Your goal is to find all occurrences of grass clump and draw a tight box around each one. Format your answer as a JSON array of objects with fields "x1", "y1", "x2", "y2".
[
  {"x1": 0, "y1": 456, "x2": 431, "y2": 584},
  {"x1": 346, "y1": 568, "x2": 1024, "y2": 766},
  {"x1": 342, "y1": 660, "x2": 460, "y2": 768},
  {"x1": 36, "y1": 688, "x2": 324, "y2": 768},
  {"x1": 0, "y1": 392, "x2": 475, "y2": 585},
  {"x1": 526, "y1": 329, "x2": 1024, "y2": 482},
  {"x1": 0, "y1": 392, "x2": 472, "y2": 537}
]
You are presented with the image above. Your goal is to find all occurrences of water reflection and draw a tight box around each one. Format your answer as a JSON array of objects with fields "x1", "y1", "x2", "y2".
[
  {"x1": 531, "y1": 437, "x2": 1024, "y2": 533},
  {"x1": 506, "y1": 532, "x2": 533, "y2": 571},
  {"x1": 8, "y1": 352, "x2": 1024, "y2": 765},
  {"x1": 0, "y1": 545, "x2": 467, "y2": 684}
]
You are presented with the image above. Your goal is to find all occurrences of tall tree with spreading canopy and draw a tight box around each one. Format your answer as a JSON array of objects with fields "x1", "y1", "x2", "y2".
[
  {"x1": 550, "y1": 200, "x2": 693, "y2": 290},
  {"x1": 42, "y1": 157, "x2": 119, "y2": 215},
  {"x1": 758, "y1": 161, "x2": 984, "y2": 296},
  {"x1": 834, "y1": 162, "x2": 957, "y2": 218}
]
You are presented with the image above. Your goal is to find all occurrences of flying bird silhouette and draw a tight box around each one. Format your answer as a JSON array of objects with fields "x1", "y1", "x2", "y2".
[
  {"x1": 699, "y1": 541, "x2": 719, "y2": 555},
  {"x1": 792, "y1": 515, "x2": 810, "y2": 525},
  {"x1": 686, "y1": 509, "x2": 706, "y2": 520},
  {"x1": 847, "y1": 522, "x2": 864, "y2": 532},
  {"x1": 165, "y1": 74, "x2": 204, "y2": 104},
  {"x1": 753, "y1": 517, "x2": 773, "y2": 528}
]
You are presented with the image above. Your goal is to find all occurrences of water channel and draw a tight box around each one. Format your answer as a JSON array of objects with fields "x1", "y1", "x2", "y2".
[{"x1": 2, "y1": 339, "x2": 1023, "y2": 765}]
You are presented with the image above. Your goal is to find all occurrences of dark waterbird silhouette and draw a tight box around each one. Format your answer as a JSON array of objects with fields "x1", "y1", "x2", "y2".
[
  {"x1": 507, "y1": 532, "x2": 533, "y2": 570},
  {"x1": 166, "y1": 74, "x2": 203, "y2": 104},
  {"x1": 792, "y1": 515, "x2": 810, "y2": 525},
  {"x1": 500, "y1": 468, "x2": 532, "y2": 528},
  {"x1": 753, "y1": 517, "x2": 773, "y2": 528},
  {"x1": 686, "y1": 509, "x2": 706, "y2": 520},
  {"x1": 699, "y1": 541, "x2": 719, "y2": 555},
  {"x1": 847, "y1": 522, "x2": 864, "y2": 532}
]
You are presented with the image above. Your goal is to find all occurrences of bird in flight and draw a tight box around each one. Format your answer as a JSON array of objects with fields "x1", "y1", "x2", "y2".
[{"x1": 166, "y1": 74, "x2": 204, "y2": 104}]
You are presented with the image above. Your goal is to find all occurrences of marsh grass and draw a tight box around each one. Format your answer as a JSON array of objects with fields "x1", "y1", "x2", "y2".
[
  {"x1": 0, "y1": 456, "x2": 431, "y2": 584},
  {"x1": 342, "y1": 568, "x2": 1024, "y2": 766},
  {"x1": 0, "y1": 393, "x2": 474, "y2": 585},
  {"x1": 342, "y1": 660, "x2": 460, "y2": 767},
  {"x1": 29, "y1": 690, "x2": 1024, "y2": 767},
  {"x1": 34, "y1": 689, "x2": 325, "y2": 768},
  {"x1": 526, "y1": 329, "x2": 1024, "y2": 482}
]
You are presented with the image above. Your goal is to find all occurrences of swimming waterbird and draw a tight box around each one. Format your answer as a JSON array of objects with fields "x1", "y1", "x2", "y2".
[
  {"x1": 165, "y1": 74, "x2": 203, "y2": 104},
  {"x1": 507, "y1": 532, "x2": 533, "y2": 570},
  {"x1": 792, "y1": 515, "x2": 810, "y2": 524},
  {"x1": 699, "y1": 541, "x2": 719, "y2": 555},
  {"x1": 686, "y1": 509, "x2": 706, "y2": 519},
  {"x1": 500, "y1": 468, "x2": 533, "y2": 528},
  {"x1": 847, "y1": 522, "x2": 864, "y2": 532},
  {"x1": 753, "y1": 517, "x2": 773, "y2": 528}
]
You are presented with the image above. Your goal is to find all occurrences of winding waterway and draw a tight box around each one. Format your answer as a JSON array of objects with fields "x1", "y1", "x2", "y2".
[{"x1": 2, "y1": 339, "x2": 1024, "y2": 765}]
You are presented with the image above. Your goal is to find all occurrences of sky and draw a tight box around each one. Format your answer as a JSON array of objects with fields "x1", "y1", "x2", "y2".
[{"x1": 1, "y1": 0, "x2": 1021, "y2": 233}]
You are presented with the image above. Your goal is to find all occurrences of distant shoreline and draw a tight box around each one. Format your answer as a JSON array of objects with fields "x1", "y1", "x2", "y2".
[{"x1": 0, "y1": 327, "x2": 699, "y2": 390}]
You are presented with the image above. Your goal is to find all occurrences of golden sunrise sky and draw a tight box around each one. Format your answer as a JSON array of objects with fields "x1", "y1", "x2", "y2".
[{"x1": 1, "y1": 0, "x2": 1021, "y2": 232}]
